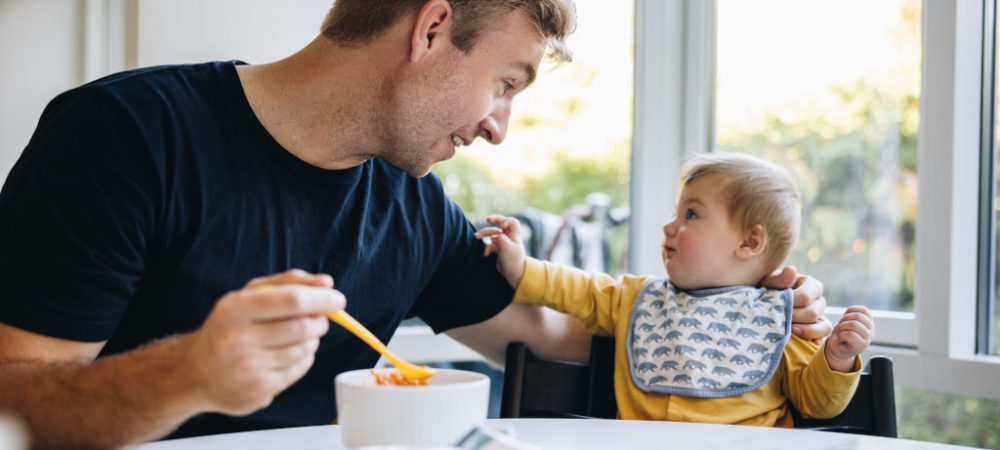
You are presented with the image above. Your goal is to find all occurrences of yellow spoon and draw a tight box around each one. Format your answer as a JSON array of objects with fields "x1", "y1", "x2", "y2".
[
  {"x1": 326, "y1": 310, "x2": 436, "y2": 381},
  {"x1": 253, "y1": 283, "x2": 435, "y2": 381}
]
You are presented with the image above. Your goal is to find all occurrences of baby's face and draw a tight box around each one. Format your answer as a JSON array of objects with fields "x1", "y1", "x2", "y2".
[{"x1": 661, "y1": 175, "x2": 745, "y2": 289}]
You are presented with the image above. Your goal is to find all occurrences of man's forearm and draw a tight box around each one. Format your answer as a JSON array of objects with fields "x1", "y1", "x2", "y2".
[
  {"x1": 0, "y1": 334, "x2": 208, "y2": 449},
  {"x1": 448, "y1": 304, "x2": 593, "y2": 365}
]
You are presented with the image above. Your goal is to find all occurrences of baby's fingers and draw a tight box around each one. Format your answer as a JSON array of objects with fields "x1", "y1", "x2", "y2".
[
  {"x1": 843, "y1": 305, "x2": 872, "y2": 316},
  {"x1": 839, "y1": 312, "x2": 874, "y2": 332},
  {"x1": 483, "y1": 239, "x2": 496, "y2": 257},
  {"x1": 504, "y1": 217, "x2": 522, "y2": 240},
  {"x1": 835, "y1": 320, "x2": 872, "y2": 342},
  {"x1": 487, "y1": 215, "x2": 522, "y2": 240},
  {"x1": 486, "y1": 215, "x2": 514, "y2": 230},
  {"x1": 476, "y1": 228, "x2": 501, "y2": 257},
  {"x1": 474, "y1": 227, "x2": 504, "y2": 240}
]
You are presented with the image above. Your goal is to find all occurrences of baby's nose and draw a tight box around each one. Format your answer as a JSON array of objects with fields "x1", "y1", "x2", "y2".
[{"x1": 663, "y1": 220, "x2": 677, "y2": 236}]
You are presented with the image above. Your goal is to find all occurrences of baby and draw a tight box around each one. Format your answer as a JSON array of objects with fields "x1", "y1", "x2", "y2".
[{"x1": 476, "y1": 152, "x2": 874, "y2": 426}]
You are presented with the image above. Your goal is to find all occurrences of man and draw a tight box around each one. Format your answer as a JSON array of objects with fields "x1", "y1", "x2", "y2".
[{"x1": 0, "y1": 1, "x2": 831, "y2": 448}]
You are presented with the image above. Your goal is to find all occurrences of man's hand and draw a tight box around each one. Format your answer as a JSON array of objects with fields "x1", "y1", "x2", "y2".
[
  {"x1": 0, "y1": 269, "x2": 345, "y2": 449},
  {"x1": 824, "y1": 306, "x2": 875, "y2": 372},
  {"x1": 474, "y1": 215, "x2": 527, "y2": 289},
  {"x1": 184, "y1": 269, "x2": 345, "y2": 415},
  {"x1": 760, "y1": 266, "x2": 833, "y2": 342}
]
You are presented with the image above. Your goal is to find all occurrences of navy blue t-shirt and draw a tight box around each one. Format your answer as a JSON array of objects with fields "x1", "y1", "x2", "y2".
[{"x1": 0, "y1": 61, "x2": 513, "y2": 438}]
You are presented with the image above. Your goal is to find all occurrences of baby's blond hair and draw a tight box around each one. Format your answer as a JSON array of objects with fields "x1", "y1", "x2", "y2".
[{"x1": 679, "y1": 152, "x2": 802, "y2": 273}]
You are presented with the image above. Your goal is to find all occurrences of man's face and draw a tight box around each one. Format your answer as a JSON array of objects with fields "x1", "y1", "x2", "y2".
[
  {"x1": 661, "y1": 175, "x2": 746, "y2": 289},
  {"x1": 381, "y1": 10, "x2": 547, "y2": 177}
]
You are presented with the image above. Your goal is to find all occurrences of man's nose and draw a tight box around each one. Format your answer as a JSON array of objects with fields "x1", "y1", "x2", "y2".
[{"x1": 478, "y1": 102, "x2": 510, "y2": 145}]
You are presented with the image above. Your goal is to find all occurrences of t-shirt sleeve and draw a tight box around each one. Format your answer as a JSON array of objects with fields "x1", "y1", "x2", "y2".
[
  {"x1": 0, "y1": 88, "x2": 159, "y2": 342},
  {"x1": 408, "y1": 190, "x2": 513, "y2": 333}
]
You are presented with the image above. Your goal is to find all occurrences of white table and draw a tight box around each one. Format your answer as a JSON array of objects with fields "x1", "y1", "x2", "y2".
[{"x1": 131, "y1": 418, "x2": 982, "y2": 450}]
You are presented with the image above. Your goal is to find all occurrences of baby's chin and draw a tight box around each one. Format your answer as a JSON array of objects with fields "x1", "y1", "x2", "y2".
[
  {"x1": 669, "y1": 279, "x2": 702, "y2": 290},
  {"x1": 664, "y1": 267, "x2": 690, "y2": 289},
  {"x1": 665, "y1": 270, "x2": 715, "y2": 290}
]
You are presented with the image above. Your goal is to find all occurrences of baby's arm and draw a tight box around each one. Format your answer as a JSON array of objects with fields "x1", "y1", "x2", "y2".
[
  {"x1": 474, "y1": 215, "x2": 647, "y2": 336},
  {"x1": 824, "y1": 306, "x2": 875, "y2": 372},
  {"x1": 783, "y1": 306, "x2": 874, "y2": 418},
  {"x1": 473, "y1": 215, "x2": 527, "y2": 289}
]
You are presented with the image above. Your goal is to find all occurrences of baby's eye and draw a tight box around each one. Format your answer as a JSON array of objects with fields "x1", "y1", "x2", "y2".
[{"x1": 685, "y1": 209, "x2": 698, "y2": 220}]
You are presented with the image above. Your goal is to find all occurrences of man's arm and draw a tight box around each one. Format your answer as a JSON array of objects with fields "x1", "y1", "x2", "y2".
[
  {"x1": 0, "y1": 324, "x2": 210, "y2": 449},
  {"x1": 447, "y1": 303, "x2": 592, "y2": 365},
  {"x1": 0, "y1": 270, "x2": 342, "y2": 449}
]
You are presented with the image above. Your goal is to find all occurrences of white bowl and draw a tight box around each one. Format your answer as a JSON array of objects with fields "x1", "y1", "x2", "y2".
[
  {"x1": 0, "y1": 413, "x2": 28, "y2": 450},
  {"x1": 334, "y1": 368, "x2": 490, "y2": 448}
]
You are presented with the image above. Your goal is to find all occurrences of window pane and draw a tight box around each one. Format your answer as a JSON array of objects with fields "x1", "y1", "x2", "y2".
[
  {"x1": 433, "y1": 2, "x2": 634, "y2": 275},
  {"x1": 715, "y1": 0, "x2": 921, "y2": 311},
  {"x1": 898, "y1": 386, "x2": 1000, "y2": 448}
]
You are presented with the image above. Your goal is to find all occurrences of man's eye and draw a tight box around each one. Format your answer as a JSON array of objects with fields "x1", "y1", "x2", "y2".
[
  {"x1": 685, "y1": 209, "x2": 698, "y2": 220},
  {"x1": 502, "y1": 81, "x2": 515, "y2": 95}
]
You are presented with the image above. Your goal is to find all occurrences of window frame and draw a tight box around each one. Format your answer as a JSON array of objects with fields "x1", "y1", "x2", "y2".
[
  {"x1": 632, "y1": 0, "x2": 1000, "y2": 400},
  {"x1": 978, "y1": 0, "x2": 997, "y2": 356}
]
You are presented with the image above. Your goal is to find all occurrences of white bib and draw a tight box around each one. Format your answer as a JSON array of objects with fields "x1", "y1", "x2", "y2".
[{"x1": 626, "y1": 279, "x2": 792, "y2": 398}]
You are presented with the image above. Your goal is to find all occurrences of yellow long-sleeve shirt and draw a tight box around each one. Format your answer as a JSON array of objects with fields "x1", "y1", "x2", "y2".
[{"x1": 514, "y1": 258, "x2": 861, "y2": 427}]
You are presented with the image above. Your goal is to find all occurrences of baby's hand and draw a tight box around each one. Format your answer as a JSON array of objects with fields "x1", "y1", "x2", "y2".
[
  {"x1": 823, "y1": 305, "x2": 875, "y2": 373},
  {"x1": 473, "y1": 215, "x2": 527, "y2": 289}
]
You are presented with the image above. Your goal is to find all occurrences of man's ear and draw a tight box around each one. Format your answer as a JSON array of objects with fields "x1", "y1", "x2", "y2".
[
  {"x1": 410, "y1": 0, "x2": 453, "y2": 63},
  {"x1": 737, "y1": 224, "x2": 768, "y2": 260}
]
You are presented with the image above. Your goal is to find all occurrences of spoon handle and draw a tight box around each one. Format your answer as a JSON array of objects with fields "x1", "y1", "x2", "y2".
[{"x1": 327, "y1": 310, "x2": 391, "y2": 356}]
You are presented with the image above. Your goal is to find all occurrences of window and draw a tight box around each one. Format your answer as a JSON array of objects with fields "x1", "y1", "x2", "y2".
[
  {"x1": 989, "y1": 0, "x2": 1000, "y2": 356},
  {"x1": 714, "y1": 0, "x2": 920, "y2": 312},
  {"x1": 433, "y1": 2, "x2": 634, "y2": 276},
  {"x1": 695, "y1": 0, "x2": 1000, "y2": 444}
]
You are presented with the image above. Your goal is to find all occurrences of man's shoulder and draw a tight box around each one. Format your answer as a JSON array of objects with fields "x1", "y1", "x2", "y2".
[
  {"x1": 51, "y1": 61, "x2": 241, "y2": 117},
  {"x1": 84, "y1": 61, "x2": 239, "y2": 91}
]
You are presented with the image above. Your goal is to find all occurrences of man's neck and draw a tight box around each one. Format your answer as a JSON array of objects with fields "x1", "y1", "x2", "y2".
[{"x1": 236, "y1": 37, "x2": 390, "y2": 170}]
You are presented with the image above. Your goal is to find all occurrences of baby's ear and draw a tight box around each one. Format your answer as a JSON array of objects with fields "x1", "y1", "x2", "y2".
[{"x1": 736, "y1": 224, "x2": 768, "y2": 259}]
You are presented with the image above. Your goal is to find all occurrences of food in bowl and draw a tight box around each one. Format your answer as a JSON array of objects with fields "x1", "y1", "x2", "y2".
[
  {"x1": 370, "y1": 369, "x2": 428, "y2": 386},
  {"x1": 335, "y1": 368, "x2": 490, "y2": 447}
]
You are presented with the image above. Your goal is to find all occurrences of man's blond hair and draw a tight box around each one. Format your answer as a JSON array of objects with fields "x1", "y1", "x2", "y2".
[
  {"x1": 320, "y1": 0, "x2": 576, "y2": 62},
  {"x1": 679, "y1": 152, "x2": 802, "y2": 273}
]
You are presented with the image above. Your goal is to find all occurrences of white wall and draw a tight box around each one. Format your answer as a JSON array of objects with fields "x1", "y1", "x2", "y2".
[
  {"x1": 0, "y1": 0, "x2": 332, "y2": 187},
  {"x1": 133, "y1": 0, "x2": 331, "y2": 67},
  {"x1": 0, "y1": 0, "x2": 83, "y2": 186}
]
